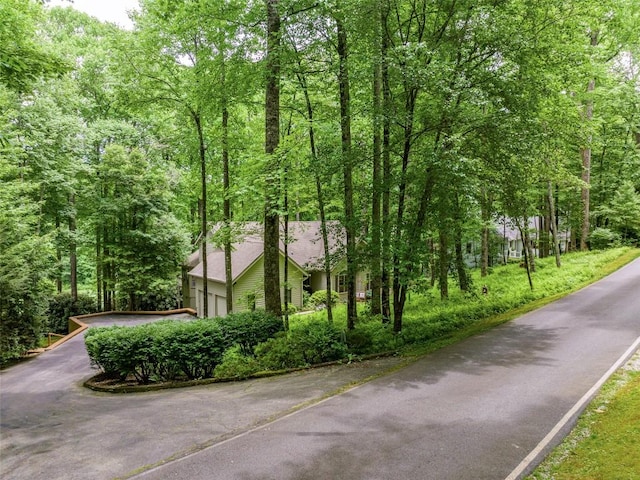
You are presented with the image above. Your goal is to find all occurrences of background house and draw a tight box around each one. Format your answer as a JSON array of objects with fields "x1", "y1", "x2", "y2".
[
  {"x1": 463, "y1": 217, "x2": 571, "y2": 268},
  {"x1": 185, "y1": 221, "x2": 369, "y2": 317}
]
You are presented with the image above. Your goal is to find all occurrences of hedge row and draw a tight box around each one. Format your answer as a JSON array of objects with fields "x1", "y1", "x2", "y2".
[{"x1": 84, "y1": 310, "x2": 282, "y2": 384}]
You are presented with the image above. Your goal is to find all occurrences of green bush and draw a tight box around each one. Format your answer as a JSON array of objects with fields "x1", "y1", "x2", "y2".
[
  {"x1": 216, "y1": 310, "x2": 283, "y2": 356},
  {"x1": 288, "y1": 319, "x2": 347, "y2": 364},
  {"x1": 307, "y1": 290, "x2": 341, "y2": 309},
  {"x1": 84, "y1": 311, "x2": 285, "y2": 384},
  {"x1": 255, "y1": 335, "x2": 306, "y2": 370},
  {"x1": 85, "y1": 319, "x2": 228, "y2": 383},
  {"x1": 156, "y1": 320, "x2": 226, "y2": 380},
  {"x1": 214, "y1": 346, "x2": 261, "y2": 379},
  {"x1": 345, "y1": 328, "x2": 374, "y2": 354},
  {"x1": 85, "y1": 324, "x2": 160, "y2": 384},
  {"x1": 47, "y1": 293, "x2": 98, "y2": 334},
  {"x1": 589, "y1": 228, "x2": 621, "y2": 250},
  {"x1": 282, "y1": 303, "x2": 298, "y2": 315},
  {"x1": 85, "y1": 326, "x2": 137, "y2": 380}
]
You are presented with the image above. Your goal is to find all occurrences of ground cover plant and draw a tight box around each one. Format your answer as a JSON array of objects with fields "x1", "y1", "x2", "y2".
[
  {"x1": 284, "y1": 248, "x2": 639, "y2": 358},
  {"x1": 83, "y1": 248, "x2": 637, "y2": 387}
]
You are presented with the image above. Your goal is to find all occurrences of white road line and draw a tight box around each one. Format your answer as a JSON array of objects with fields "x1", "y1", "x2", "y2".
[{"x1": 505, "y1": 336, "x2": 640, "y2": 480}]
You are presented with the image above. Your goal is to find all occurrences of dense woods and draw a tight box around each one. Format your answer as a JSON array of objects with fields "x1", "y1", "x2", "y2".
[{"x1": 1, "y1": 0, "x2": 639, "y2": 362}]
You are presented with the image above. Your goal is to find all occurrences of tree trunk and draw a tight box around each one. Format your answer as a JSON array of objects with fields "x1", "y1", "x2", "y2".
[
  {"x1": 480, "y1": 187, "x2": 490, "y2": 277},
  {"x1": 454, "y1": 236, "x2": 468, "y2": 292},
  {"x1": 55, "y1": 215, "x2": 62, "y2": 294},
  {"x1": 518, "y1": 224, "x2": 534, "y2": 291},
  {"x1": 284, "y1": 187, "x2": 289, "y2": 330},
  {"x1": 336, "y1": 12, "x2": 356, "y2": 330},
  {"x1": 69, "y1": 193, "x2": 78, "y2": 303},
  {"x1": 438, "y1": 228, "x2": 449, "y2": 300},
  {"x1": 548, "y1": 180, "x2": 562, "y2": 268},
  {"x1": 96, "y1": 225, "x2": 102, "y2": 310},
  {"x1": 194, "y1": 112, "x2": 209, "y2": 317},
  {"x1": 580, "y1": 31, "x2": 598, "y2": 250},
  {"x1": 370, "y1": 32, "x2": 382, "y2": 317},
  {"x1": 297, "y1": 69, "x2": 333, "y2": 324},
  {"x1": 429, "y1": 238, "x2": 437, "y2": 287},
  {"x1": 538, "y1": 213, "x2": 549, "y2": 258},
  {"x1": 380, "y1": 1, "x2": 391, "y2": 324},
  {"x1": 222, "y1": 89, "x2": 233, "y2": 315},
  {"x1": 264, "y1": 0, "x2": 282, "y2": 317},
  {"x1": 454, "y1": 194, "x2": 468, "y2": 292},
  {"x1": 524, "y1": 222, "x2": 536, "y2": 273}
]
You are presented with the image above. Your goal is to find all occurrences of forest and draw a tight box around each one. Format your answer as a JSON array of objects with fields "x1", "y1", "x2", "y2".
[{"x1": 1, "y1": 0, "x2": 639, "y2": 362}]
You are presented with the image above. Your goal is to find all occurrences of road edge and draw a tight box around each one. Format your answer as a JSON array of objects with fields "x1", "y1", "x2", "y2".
[{"x1": 504, "y1": 336, "x2": 640, "y2": 480}]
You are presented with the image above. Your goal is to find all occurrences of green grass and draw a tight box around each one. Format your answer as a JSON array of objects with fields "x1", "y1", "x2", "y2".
[
  {"x1": 527, "y1": 356, "x2": 640, "y2": 480},
  {"x1": 291, "y1": 247, "x2": 640, "y2": 358}
]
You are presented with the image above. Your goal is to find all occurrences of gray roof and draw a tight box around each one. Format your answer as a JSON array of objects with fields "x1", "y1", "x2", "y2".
[{"x1": 188, "y1": 221, "x2": 344, "y2": 282}]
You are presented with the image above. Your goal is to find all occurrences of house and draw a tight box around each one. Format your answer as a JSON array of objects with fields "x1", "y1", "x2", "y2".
[
  {"x1": 185, "y1": 221, "x2": 369, "y2": 318},
  {"x1": 498, "y1": 217, "x2": 571, "y2": 260},
  {"x1": 463, "y1": 217, "x2": 571, "y2": 268}
]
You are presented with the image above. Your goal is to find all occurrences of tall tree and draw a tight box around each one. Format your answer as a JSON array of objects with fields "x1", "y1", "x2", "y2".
[
  {"x1": 335, "y1": 4, "x2": 357, "y2": 330},
  {"x1": 264, "y1": 0, "x2": 282, "y2": 317},
  {"x1": 580, "y1": 30, "x2": 599, "y2": 250}
]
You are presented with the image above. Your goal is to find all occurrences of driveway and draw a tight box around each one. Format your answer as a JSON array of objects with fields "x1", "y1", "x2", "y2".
[
  {"x1": 0, "y1": 314, "x2": 406, "y2": 480},
  {"x1": 2, "y1": 259, "x2": 640, "y2": 480}
]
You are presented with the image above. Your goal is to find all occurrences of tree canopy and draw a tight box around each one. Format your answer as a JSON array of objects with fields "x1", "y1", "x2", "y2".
[{"x1": 1, "y1": 0, "x2": 638, "y2": 360}]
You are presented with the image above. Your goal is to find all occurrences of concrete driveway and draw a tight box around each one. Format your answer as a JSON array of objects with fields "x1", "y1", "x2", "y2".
[{"x1": 1, "y1": 259, "x2": 640, "y2": 480}]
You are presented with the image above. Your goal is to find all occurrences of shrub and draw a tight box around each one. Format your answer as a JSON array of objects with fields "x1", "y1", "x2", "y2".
[
  {"x1": 288, "y1": 319, "x2": 347, "y2": 364},
  {"x1": 589, "y1": 228, "x2": 621, "y2": 250},
  {"x1": 155, "y1": 320, "x2": 226, "y2": 380},
  {"x1": 85, "y1": 326, "x2": 137, "y2": 380},
  {"x1": 216, "y1": 310, "x2": 283, "y2": 356},
  {"x1": 255, "y1": 335, "x2": 305, "y2": 370},
  {"x1": 345, "y1": 328, "x2": 374, "y2": 354},
  {"x1": 85, "y1": 319, "x2": 227, "y2": 383},
  {"x1": 307, "y1": 290, "x2": 341, "y2": 309},
  {"x1": 214, "y1": 346, "x2": 261, "y2": 379},
  {"x1": 104, "y1": 324, "x2": 159, "y2": 383},
  {"x1": 282, "y1": 303, "x2": 298, "y2": 315},
  {"x1": 47, "y1": 293, "x2": 98, "y2": 334}
]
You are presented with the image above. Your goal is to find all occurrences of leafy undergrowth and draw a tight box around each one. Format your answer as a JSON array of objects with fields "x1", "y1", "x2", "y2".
[
  {"x1": 296, "y1": 247, "x2": 639, "y2": 357},
  {"x1": 85, "y1": 248, "x2": 638, "y2": 390},
  {"x1": 527, "y1": 355, "x2": 640, "y2": 480}
]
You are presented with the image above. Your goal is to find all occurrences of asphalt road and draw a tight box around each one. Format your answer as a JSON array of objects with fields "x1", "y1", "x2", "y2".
[{"x1": 1, "y1": 259, "x2": 639, "y2": 480}]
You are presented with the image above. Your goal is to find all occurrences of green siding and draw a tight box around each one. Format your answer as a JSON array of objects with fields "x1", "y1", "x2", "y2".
[
  {"x1": 233, "y1": 254, "x2": 304, "y2": 312},
  {"x1": 193, "y1": 253, "x2": 307, "y2": 316},
  {"x1": 233, "y1": 257, "x2": 266, "y2": 312}
]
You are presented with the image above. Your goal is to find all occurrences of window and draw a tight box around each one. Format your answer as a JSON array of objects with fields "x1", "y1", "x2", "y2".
[
  {"x1": 247, "y1": 293, "x2": 256, "y2": 311},
  {"x1": 336, "y1": 272, "x2": 348, "y2": 293}
]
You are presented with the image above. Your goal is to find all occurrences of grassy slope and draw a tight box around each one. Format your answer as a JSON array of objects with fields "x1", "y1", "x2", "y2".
[{"x1": 290, "y1": 248, "x2": 640, "y2": 357}]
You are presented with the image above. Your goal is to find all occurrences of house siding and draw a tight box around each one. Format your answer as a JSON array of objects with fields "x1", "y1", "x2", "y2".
[
  {"x1": 193, "y1": 253, "x2": 305, "y2": 317},
  {"x1": 194, "y1": 278, "x2": 228, "y2": 318},
  {"x1": 233, "y1": 258, "x2": 266, "y2": 312},
  {"x1": 323, "y1": 259, "x2": 369, "y2": 301}
]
